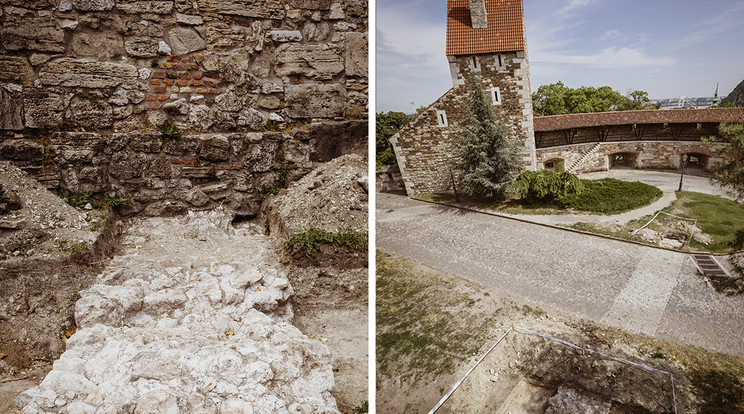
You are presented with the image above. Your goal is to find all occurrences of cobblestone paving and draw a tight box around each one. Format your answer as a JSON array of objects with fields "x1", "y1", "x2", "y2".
[{"x1": 376, "y1": 193, "x2": 744, "y2": 357}]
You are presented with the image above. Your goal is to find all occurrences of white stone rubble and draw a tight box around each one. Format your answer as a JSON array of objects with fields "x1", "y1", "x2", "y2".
[{"x1": 17, "y1": 209, "x2": 339, "y2": 413}]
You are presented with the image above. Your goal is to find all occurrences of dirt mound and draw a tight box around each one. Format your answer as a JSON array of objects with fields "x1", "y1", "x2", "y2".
[
  {"x1": 0, "y1": 161, "x2": 99, "y2": 261},
  {"x1": 264, "y1": 153, "x2": 368, "y2": 237}
]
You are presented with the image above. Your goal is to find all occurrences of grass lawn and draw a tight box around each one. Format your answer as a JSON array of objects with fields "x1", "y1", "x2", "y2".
[
  {"x1": 415, "y1": 178, "x2": 662, "y2": 215},
  {"x1": 567, "y1": 191, "x2": 744, "y2": 253},
  {"x1": 672, "y1": 191, "x2": 744, "y2": 252}
]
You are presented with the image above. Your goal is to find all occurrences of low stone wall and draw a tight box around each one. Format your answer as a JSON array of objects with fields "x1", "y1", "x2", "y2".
[
  {"x1": 0, "y1": 120, "x2": 366, "y2": 215},
  {"x1": 536, "y1": 140, "x2": 729, "y2": 174}
]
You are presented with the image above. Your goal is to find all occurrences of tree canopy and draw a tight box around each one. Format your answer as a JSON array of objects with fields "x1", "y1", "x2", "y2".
[
  {"x1": 455, "y1": 77, "x2": 523, "y2": 196},
  {"x1": 376, "y1": 111, "x2": 411, "y2": 167},
  {"x1": 709, "y1": 123, "x2": 744, "y2": 197},
  {"x1": 532, "y1": 81, "x2": 651, "y2": 116}
]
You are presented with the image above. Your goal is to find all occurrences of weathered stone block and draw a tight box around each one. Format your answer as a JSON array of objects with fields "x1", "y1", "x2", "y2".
[
  {"x1": 129, "y1": 132, "x2": 163, "y2": 153},
  {"x1": 0, "y1": 56, "x2": 34, "y2": 86},
  {"x1": 284, "y1": 84, "x2": 346, "y2": 119},
  {"x1": 0, "y1": 140, "x2": 44, "y2": 162},
  {"x1": 215, "y1": 90, "x2": 243, "y2": 112},
  {"x1": 72, "y1": 0, "x2": 115, "y2": 11},
  {"x1": 0, "y1": 7, "x2": 65, "y2": 53},
  {"x1": 39, "y1": 58, "x2": 139, "y2": 89},
  {"x1": 163, "y1": 98, "x2": 190, "y2": 116},
  {"x1": 237, "y1": 107, "x2": 266, "y2": 130},
  {"x1": 344, "y1": 32, "x2": 367, "y2": 78},
  {"x1": 116, "y1": 0, "x2": 174, "y2": 14},
  {"x1": 71, "y1": 32, "x2": 126, "y2": 58},
  {"x1": 188, "y1": 105, "x2": 216, "y2": 132},
  {"x1": 67, "y1": 95, "x2": 114, "y2": 129},
  {"x1": 0, "y1": 0, "x2": 56, "y2": 8},
  {"x1": 196, "y1": 0, "x2": 285, "y2": 19},
  {"x1": 0, "y1": 85, "x2": 23, "y2": 130},
  {"x1": 200, "y1": 135, "x2": 230, "y2": 161},
  {"x1": 23, "y1": 88, "x2": 64, "y2": 129},
  {"x1": 269, "y1": 30, "x2": 302, "y2": 42},
  {"x1": 176, "y1": 13, "x2": 204, "y2": 25},
  {"x1": 258, "y1": 96, "x2": 281, "y2": 109},
  {"x1": 125, "y1": 37, "x2": 160, "y2": 58},
  {"x1": 168, "y1": 27, "x2": 206, "y2": 56},
  {"x1": 206, "y1": 22, "x2": 247, "y2": 50},
  {"x1": 275, "y1": 44, "x2": 343, "y2": 80},
  {"x1": 288, "y1": 0, "x2": 331, "y2": 10}
]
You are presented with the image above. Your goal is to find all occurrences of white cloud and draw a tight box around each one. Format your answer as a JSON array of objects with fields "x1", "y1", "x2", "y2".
[
  {"x1": 534, "y1": 47, "x2": 676, "y2": 69},
  {"x1": 673, "y1": 3, "x2": 744, "y2": 49}
]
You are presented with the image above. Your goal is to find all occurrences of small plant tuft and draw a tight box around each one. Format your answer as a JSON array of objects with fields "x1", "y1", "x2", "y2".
[
  {"x1": 265, "y1": 119, "x2": 280, "y2": 131},
  {"x1": 156, "y1": 121, "x2": 184, "y2": 142},
  {"x1": 258, "y1": 186, "x2": 280, "y2": 198},
  {"x1": 285, "y1": 227, "x2": 368, "y2": 257}
]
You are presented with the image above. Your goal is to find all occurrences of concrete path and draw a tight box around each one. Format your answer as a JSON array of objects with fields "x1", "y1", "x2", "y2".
[
  {"x1": 376, "y1": 193, "x2": 744, "y2": 358},
  {"x1": 505, "y1": 170, "x2": 735, "y2": 226}
]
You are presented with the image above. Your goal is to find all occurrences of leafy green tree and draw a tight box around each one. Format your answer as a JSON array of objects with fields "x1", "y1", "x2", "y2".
[
  {"x1": 512, "y1": 169, "x2": 583, "y2": 204},
  {"x1": 455, "y1": 76, "x2": 523, "y2": 197},
  {"x1": 708, "y1": 123, "x2": 744, "y2": 197},
  {"x1": 376, "y1": 111, "x2": 411, "y2": 167},
  {"x1": 532, "y1": 82, "x2": 650, "y2": 116}
]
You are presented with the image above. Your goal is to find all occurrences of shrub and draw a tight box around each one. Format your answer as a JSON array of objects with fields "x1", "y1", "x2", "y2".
[
  {"x1": 512, "y1": 169, "x2": 583, "y2": 204},
  {"x1": 557, "y1": 178, "x2": 661, "y2": 213}
]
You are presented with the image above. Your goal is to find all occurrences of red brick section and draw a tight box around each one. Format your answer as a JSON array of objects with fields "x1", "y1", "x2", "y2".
[
  {"x1": 534, "y1": 108, "x2": 744, "y2": 132},
  {"x1": 446, "y1": 0, "x2": 525, "y2": 56}
]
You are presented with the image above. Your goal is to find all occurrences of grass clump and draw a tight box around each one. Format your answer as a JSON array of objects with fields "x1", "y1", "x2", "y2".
[
  {"x1": 156, "y1": 121, "x2": 183, "y2": 142},
  {"x1": 513, "y1": 169, "x2": 583, "y2": 204},
  {"x1": 56, "y1": 240, "x2": 89, "y2": 257},
  {"x1": 285, "y1": 227, "x2": 367, "y2": 257},
  {"x1": 58, "y1": 189, "x2": 130, "y2": 209}
]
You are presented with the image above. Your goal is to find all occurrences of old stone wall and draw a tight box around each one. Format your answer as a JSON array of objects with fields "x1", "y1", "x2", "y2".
[
  {"x1": 0, "y1": 0, "x2": 367, "y2": 211},
  {"x1": 0, "y1": 0, "x2": 368, "y2": 132},
  {"x1": 391, "y1": 50, "x2": 535, "y2": 195},
  {"x1": 536, "y1": 141, "x2": 729, "y2": 174},
  {"x1": 0, "y1": 121, "x2": 365, "y2": 215}
]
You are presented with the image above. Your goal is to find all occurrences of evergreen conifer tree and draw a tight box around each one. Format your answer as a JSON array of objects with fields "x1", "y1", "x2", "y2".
[{"x1": 455, "y1": 76, "x2": 523, "y2": 196}]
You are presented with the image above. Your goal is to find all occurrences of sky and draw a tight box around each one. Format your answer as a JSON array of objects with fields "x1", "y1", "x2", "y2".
[{"x1": 376, "y1": 0, "x2": 744, "y2": 113}]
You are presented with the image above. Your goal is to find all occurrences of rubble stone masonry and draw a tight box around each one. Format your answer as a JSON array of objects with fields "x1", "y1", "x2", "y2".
[
  {"x1": 0, "y1": 0, "x2": 368, "y2": 212},
  {"x1": 391, "y1": 50, "x2": 536, "y2": 195}
]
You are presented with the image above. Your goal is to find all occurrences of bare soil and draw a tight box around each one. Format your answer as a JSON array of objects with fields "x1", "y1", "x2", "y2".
[{"x1": 377, "y1": 252, "x2": 744, "y2": 413}]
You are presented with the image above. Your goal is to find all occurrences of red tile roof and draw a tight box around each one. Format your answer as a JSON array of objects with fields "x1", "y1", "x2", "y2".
[
  {"x1": 533, "y1": 108, "x2": 744, "y2": 132},
  {"x1": 446, "y1": 0, "x2": 525, "y2": 56}
]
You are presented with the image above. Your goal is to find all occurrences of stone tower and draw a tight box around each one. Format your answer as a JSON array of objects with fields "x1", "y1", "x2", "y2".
[{"x1": 390, "y1": 0, "x2": 536, "y2": 195}]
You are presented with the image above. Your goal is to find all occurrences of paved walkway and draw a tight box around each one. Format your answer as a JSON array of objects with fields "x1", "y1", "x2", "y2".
[{"x1": 376, "y1": 193, "x2": 744, "y2": 358}]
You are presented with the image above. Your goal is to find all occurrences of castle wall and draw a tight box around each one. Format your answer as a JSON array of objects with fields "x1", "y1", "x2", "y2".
[
  {"x1": 0, "y1": 0, "x2": 368, "y2": 132},
  {"x1": 536, "y1": 140, "x2": 729, "y2": 174},
  {"x1": 391, "y1": 50, "x2": 536, "y2": 195},
  {"x1": 0, "y1": 0, "x2": 368, "y2": 212}
]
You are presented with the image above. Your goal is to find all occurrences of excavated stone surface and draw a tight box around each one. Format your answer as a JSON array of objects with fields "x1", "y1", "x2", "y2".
[
  {"x1": 16, "y1": 209, "x2": 339, "y2": 413},
  {"x1": 545, "y1": 386, "x2": 611, "y2": 414}
]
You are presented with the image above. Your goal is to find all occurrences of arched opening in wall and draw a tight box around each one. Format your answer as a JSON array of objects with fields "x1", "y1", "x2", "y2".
[
  {"x1": 609, "y1": 152, "x2": 637, "y2": 169},
  {"x1": 543, "y1": 158, "x2": 564, "y2": 170},
  {"x1": 683, "y1": 152, "x2": 709, "y2": 173}
]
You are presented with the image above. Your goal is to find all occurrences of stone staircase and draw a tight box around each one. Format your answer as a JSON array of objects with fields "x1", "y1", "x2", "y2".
[{"x1": 566, "y1": 143, "x2": 602, "y2": 173}]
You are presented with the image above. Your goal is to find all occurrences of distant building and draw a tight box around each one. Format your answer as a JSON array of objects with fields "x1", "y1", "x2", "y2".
[{"x1": 390, "y1": 0, "x2": 536, "y2": 196}]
